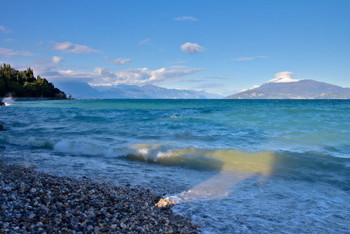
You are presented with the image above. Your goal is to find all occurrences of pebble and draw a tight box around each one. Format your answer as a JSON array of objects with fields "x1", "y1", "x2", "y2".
[
  {"x1": 0, "y1": 161, "x2": 199, "y2": 233},
  {"x1": 30, "y1": 188, "x2": 37, "y2": 193}
]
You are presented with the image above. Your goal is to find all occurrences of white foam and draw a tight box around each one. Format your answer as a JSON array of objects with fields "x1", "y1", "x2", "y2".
[
  {"x1": 164, "y1": 171, "x2": 250, "y2": 203},
  {"x1": 2, "y1": 97, "x2": 15, "y2": 106},
  {"x1": 128, "y1": 144, "x2": 174, "y2": 162},
  {"x1": 170, "y1": 114, "x2": 181, "y2": 119},
  {"x1": 54, "y1": 140, "x2": 115, "y2": 157}
]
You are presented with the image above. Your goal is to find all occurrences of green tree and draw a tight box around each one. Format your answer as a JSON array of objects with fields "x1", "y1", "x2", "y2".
[{"x1": 0, "y1": 63, "x2": 67, "y2": 98}]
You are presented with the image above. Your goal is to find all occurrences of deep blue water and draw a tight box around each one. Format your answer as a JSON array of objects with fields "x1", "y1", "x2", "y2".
[{"x1": 1, "y1": 99, "x2": 349, "y2": 233}]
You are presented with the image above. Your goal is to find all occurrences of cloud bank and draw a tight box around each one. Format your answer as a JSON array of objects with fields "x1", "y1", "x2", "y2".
[
  {"x1": 92, "y1": 67, "x2": 204, "y2": 86},
  {"x1": 41, "y1": 66, "x2": 203, "y2": 86}
]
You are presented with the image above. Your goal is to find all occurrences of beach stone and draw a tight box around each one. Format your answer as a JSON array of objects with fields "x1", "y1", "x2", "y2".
[
  {"x1": 0, "y1": 161, "x2": 199, "y2": 233},
  {"x1": 30, "y1": 188, "x2": 37, "y2": 193},
  {"x1": 36, "y1": 222, "x2": 44, "y2": 227},
  {"x1": 155, "y1": 197, "x2": 177, "y2": 208},
  {"x1": 3, "y1": 186, "x2": 13, "y2": 192}
]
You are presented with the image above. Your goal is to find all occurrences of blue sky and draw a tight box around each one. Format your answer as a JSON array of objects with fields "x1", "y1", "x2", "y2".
[{"x1": 1, "y1": 0, "x2": 350, "y2": 95}]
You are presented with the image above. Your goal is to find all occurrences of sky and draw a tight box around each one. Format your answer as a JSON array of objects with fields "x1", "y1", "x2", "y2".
[{"x1": 1, "y1": 0, "x2": 350, "y2": 95}]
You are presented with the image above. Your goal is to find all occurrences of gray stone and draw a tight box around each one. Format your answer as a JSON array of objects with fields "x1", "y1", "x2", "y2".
[{"x1": 30, "y1": 188, "x2": 37, "y2": 193}]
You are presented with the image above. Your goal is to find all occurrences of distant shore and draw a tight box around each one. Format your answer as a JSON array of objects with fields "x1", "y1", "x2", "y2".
[
  {"x1": 1, "y1": 97, "x2": 71, "y2": 101},
  {"x1": 0, "y1": 161, "x2": 198, "y2": 233}
]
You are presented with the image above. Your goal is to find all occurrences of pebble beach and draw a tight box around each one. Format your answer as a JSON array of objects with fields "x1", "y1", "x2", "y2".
[{"x1": 0, "y1": 161, "x2": 198, "y2": 233}]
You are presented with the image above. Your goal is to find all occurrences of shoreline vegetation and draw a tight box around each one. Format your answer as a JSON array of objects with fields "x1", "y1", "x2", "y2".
[
  {"x1": 0, "y1": 64, "x2": 67, "y2": 99},
  {"x1": 0, "y1": 161, "x2": 198, "y2": 233}
]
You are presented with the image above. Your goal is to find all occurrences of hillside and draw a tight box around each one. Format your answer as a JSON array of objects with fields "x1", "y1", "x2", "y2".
[
  {"x1": 0, "y1": 64, "x2": 66, "y2": 99},
  {"x1": 227, "y1": 79, "x2": 350, "y2": 99}
]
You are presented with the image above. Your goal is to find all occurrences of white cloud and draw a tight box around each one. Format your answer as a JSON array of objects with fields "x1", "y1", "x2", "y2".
[
  {"x1": 38, "y1": 68, "x2": 96, "y2": 82},
  {"x1": 268, "y1": 71, "x2": 300, "y2": 83},
  {"x1": 52, "y1": 56, "x2": 64, "y2": 64},
  {"x1": 58, "y1": 70, "x2": 96, "y2": 78},
  {"x1": 0, "y1": 47, "x2": 35, "y2": 56},
  {"x1": 139, "y1": 38, "x2": 151, "y2": 45},
  {"x1": 233, "y1": 56, "x2": 267, "y2": 61},
  {"x1": 174, "y1": 16, "x2": 198, "y2": 22},
  {"x1": 40, "y1": 63, "x2": 204, "y2": 86},
  {"x1": 112, "y1": 58, "x2": 132, "y2": 65},
  {"x1": 53, "y1": 42, "x2": 99, "y2": 54},
  {"x1": 181, "y1": 42, "x2": 204, "y2": 54},
  {"x1": 91, "y1": 67, "x2": 204, "y2": 86},
  {"x1": 0, "y1": 26, "x2": 10, "y2": 34}
]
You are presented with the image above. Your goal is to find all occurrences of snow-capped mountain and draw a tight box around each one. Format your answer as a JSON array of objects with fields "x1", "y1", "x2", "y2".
[{"x1": 227, "y1": 73, "x2": 350, "y2": 99}]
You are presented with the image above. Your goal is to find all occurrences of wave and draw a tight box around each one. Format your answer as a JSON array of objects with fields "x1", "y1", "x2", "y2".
[
  {"x1": 2, "y1": 133, "x2": 348, "y2": 191},
  {"x1": 2, "y1": 97, "x2": 15, "y2": 106},
  {"x1": 127, "y1": 143, "x2": 276, "y2": 175},
  {"x1": 4, "y1": 135, "x2": 348, "y2": 176},
  {"x1": 53, "y1": 139, "x2": 116, "y2": 157},
  {"x1": 126, "y1": 143, "x2": 350, "y2": 193},
  {"x1": 2, "y1": 135, "x2": 349, "y2": 203},
  {"x1": 1, "y1": 136, "x2": 54, "y2": 149}
]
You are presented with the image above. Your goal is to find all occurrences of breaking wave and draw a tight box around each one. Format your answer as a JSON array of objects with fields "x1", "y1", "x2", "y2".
[{"x1": 2, "y1": 97, "x2": 15, "y2": 106}]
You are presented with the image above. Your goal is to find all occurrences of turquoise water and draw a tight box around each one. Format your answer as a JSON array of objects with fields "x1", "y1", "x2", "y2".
[{"x1": 1, "y1": 99, "x2": 350, "y2": 233}]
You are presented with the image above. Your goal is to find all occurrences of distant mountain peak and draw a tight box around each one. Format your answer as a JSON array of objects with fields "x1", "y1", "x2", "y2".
[{"x1": 226, "y1": 77, "x2": 350, "y2": 99}]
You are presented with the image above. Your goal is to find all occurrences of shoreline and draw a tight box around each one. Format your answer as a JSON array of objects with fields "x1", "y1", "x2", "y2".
[{"x1": 0, "y1": 160, "x2": 198, "y2": 233}]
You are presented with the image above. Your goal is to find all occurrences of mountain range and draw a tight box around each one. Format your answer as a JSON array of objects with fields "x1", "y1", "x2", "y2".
[
  {"x1": 54, "y1": 81, "x2": 221, "y2": 99},
  {"x1": 54, "y1": 77, "x2": 350, "y2": 100},
  {"x1": 227, "y1": 78, "x2": 350, "y2": 99}
]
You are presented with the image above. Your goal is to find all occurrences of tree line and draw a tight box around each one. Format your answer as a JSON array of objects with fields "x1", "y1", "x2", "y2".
[{"x1": 0, "y1": 64, "x2": 67, "y2": 98}]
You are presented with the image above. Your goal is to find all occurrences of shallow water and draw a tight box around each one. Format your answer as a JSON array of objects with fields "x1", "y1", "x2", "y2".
[{"x1": 1, "y1": 99, "x2": 349, "y2": 233}]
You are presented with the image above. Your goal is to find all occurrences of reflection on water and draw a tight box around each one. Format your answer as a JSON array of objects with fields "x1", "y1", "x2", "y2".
[{"x1": 127, "y1": 144, "x2": 276, "y2": 203}]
